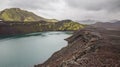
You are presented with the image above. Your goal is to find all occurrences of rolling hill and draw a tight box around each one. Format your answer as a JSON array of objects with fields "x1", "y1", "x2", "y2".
[{"x1": 0, "y1": 8, "x2": 57, "y2": 22}]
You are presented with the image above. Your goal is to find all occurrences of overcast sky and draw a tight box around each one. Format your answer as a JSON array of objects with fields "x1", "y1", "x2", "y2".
[{"x1": 1, "y1": 0, "x2": 120, "y2": 22}]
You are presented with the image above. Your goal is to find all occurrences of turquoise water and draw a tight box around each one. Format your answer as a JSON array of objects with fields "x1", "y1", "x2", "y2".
[{"x1": 0, "y1": 32, "x2": 72, "y2": 67}]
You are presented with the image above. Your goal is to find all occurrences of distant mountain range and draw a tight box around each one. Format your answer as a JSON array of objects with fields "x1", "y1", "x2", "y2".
[
  {"x1": 76, "y1": 19, "x2": 99, "y2": 24},
  {"x1": 0, "y1": 8, "x2": 58, "y2": 22},
  {"x1": 91, "y1": 21, "x2": 120, "y2": 30}
]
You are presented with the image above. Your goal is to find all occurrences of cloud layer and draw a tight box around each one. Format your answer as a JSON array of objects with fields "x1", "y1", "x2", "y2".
[
  {"x1": 0, "y1": 0, "x2": 120, "y2": 23},
  {"x1": 65, "y1": 0, "x2": 120, "y2": 11}
]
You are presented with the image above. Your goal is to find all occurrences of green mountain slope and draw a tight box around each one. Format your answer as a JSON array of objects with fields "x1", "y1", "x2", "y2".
[{"x1": 0, "y1": 8, "x2": 46, "y2": 22}]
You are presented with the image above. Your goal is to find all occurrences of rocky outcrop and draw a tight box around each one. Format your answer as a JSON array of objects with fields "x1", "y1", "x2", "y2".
[{"x1": 35, "y1": 28, "x2": 120, "y2": 67}]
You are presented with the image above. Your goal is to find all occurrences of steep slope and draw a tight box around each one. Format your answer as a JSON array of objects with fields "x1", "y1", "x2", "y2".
[
  {"x1": 35, "y1": 27, "x2": 120, "y2": 67},
  {"x1": 0, "y1": 8, "x2": 45, "y2": 22}
]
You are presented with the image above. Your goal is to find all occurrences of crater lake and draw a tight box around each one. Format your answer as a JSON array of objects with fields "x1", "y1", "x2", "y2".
[{"x1": 0, "y1": 31, "x2": 72, "y2": 67}]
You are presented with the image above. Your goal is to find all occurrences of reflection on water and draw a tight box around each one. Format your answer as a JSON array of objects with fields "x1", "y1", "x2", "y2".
[{"x1": 0, "y1": 31, "x2": 72, "y2": 67}]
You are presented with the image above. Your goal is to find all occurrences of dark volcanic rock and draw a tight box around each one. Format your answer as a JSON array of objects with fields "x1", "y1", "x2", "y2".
[{"x1": 35, "y1": 28, "x2": 120, "y2": 67}]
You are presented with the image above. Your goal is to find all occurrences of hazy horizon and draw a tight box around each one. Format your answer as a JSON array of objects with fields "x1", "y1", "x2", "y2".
[{"x1": 1, "y1": 0, "x2": 120, "y2": 24}]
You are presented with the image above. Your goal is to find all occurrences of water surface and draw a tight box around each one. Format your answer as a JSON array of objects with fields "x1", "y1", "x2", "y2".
[{"x1": 0, "y1": 31, "x2": 72, "y2": 67}]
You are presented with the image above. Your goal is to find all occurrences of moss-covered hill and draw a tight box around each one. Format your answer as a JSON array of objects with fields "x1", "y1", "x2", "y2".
[
  {"x1": 0, "y1": 8, "x2": 53, "y2": 22},
  {"x1": 0, "y1": 20, "x2": 85, "y2": 35}
]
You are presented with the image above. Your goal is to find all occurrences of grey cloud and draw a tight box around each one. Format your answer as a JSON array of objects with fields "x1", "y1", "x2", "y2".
[
  {"x1": 9, "y1": 0, "x2": 58, "y2": 10},
  {"x1": 65, "y1": 0, "x2": 120, "y2": 12},
  {"x1": 9, "y1": 0, "x2": 120, "y2": 12}
]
